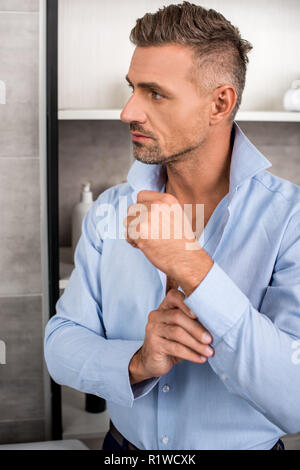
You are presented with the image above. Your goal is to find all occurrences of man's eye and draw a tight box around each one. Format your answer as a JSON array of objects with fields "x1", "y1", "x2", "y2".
[
  {"x1": 151, "y1": 91, "x2": 164, "y2": 100},
  {"x1": 127, "y1": 84, "x2": 163, "y2": 101}
]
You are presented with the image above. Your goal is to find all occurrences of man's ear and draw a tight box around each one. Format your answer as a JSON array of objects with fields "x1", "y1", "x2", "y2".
[{"x1": 209, "y1": 84, "x2": 237, "y2": 125}]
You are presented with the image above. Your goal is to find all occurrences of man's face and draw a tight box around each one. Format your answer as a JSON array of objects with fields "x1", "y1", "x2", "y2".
[{"x1": 120, "y1": 44, "x2": 213, "y2": 165}]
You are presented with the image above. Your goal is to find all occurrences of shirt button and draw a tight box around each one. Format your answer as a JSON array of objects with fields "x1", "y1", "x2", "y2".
[
  {"x1": 221, "y1": 373, "x2": 227, "y2": 381},
  {"x1": 162, "y1": 436, "x2": 169, "y2": 444},
  {"x1": 162, "y1": 384, "x2": 170, "y2": 393}
]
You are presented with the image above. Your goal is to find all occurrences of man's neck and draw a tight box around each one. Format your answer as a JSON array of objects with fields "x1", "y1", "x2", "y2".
[{"x1": 164, "y1": 124, "x2": 233, "y2": 205}]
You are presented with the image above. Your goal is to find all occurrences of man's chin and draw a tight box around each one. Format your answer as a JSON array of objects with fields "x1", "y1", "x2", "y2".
[
  {"x1": 133, "y1": 151, "x2": 164, "y2": 165},
  {"x1": 134, "y1": 155, "x2": 163, "y2": 165}
]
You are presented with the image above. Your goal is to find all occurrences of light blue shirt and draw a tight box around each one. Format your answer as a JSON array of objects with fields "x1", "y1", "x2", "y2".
[{"x1": 44, "y1": 122, "x2": 300, "y2": 450}]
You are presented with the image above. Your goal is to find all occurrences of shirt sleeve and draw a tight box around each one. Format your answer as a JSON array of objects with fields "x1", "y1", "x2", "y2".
[
  {"x1": 44, "y1": 198, "x2": 158, "y2": 409},
  {"x1": 183, "y1": 210, "x2": 300, "y2": 434}
]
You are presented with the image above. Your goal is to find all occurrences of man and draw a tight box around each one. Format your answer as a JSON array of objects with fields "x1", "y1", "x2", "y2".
[{"x1": 44, "y1": 2, "x2": 300, "y2": 450}]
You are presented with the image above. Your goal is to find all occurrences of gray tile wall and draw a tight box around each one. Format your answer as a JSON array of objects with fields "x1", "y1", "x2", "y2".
[
  {"x1": 59, "y1": 120, "x2": 132, "y2": 246},
  {"x1": 0, "y1": 0, "x2": 38, "y2": 11},
  {"x1": 0, "y1": 297, "x2": 44, "y2": 420},
  {"x1": 59, "y1": 120, "x2": 300, "y2": 246},
  {"x1": 0, "y1": 2, "x2": 46, "y2": 444}
]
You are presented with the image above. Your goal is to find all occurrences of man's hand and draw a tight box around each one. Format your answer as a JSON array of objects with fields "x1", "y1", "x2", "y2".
[
  {"x1": 129, "y1": 289, "x2": 214, "y2": 384},
  {"x1": 123, "y1": 190, "x2": 214, "y2": 296}
]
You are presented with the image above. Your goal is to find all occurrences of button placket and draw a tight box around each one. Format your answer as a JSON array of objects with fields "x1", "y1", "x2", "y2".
[{"x1": 157, "y1": 381, "x2": 172, "y2": 448}]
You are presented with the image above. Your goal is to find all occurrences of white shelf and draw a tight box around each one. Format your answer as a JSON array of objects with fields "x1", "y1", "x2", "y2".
[
  {"x1": 58, "y1": 109, "x2": 300, "y2": 122},
  {"x1": 236, "y1": 111, "x2": 300, "y2": 122},
  {"x1": 58, "y1": 109, "x2": 121, "y2": 120}
]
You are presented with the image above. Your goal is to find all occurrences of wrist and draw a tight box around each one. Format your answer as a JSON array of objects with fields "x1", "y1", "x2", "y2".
[
  {"x1": 129, "y1": 349, "x2": 150, "y2": 385},
  {"x1": 177, "y1": 248, "x2": 214, "y2": 297}
]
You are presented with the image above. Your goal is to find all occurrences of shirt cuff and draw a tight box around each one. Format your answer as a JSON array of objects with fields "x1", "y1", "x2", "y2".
[
  {"x1": 131, "y1": 377, "x2": 160, "y2": 400},
  {"x1": 183, "y1": 261, "x2": 249, "y2": 342},
  {"x1": 101, "y1": 339, "x2": 146, "y2": 408}
]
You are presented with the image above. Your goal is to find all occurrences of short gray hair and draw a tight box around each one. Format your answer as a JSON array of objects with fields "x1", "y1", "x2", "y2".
[{"x1": 130, "y1": 1, "x2": 253, "y2": 121}]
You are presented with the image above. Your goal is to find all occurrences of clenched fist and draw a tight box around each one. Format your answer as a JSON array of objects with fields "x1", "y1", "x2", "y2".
[{"x1": 123, "y1": 190, "x2": 214, "y2": 297}]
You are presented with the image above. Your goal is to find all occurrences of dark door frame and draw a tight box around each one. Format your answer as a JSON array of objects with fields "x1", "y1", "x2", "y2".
[{"x1": 46, "y1": 0, "x2": 62, "y2": 440}]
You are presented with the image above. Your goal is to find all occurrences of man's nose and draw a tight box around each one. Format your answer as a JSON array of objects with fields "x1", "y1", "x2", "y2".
[{"x1": 120, "y1": 94, "x2": 147, "y2": 124}]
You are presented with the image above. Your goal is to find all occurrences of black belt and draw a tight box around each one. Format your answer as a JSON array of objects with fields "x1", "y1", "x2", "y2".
[{"x1": 109, "y1": 420, "x2": 284, "y2": 450}]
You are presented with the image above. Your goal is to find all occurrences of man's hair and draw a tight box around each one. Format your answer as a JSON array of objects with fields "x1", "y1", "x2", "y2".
[{"x1": 130, "y1": 1, "x2": 253, "y2": 121}]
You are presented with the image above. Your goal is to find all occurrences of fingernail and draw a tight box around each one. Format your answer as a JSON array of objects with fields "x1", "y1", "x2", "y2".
[
  {"x1": 206, "y1": 346, "x2": 214, "y2": 356},
  {"x1": 203, "y1": 332, "x2": 212, "y2": 343},
  {"x1": 189, "y1": 311, "x2": 197, "y2": 319}
]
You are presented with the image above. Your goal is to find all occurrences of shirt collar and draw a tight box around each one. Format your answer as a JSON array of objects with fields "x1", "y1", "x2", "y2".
[{"x1": 127, "y1": 121, "x2": 272, "y2": 202}]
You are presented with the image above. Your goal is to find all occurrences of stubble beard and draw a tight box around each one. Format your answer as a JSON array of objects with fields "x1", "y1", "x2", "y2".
[{"x1": 133, "y1": 140, "x2": 203, "y2": 165}]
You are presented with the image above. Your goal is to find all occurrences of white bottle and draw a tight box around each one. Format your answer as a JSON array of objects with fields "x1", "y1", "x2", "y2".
[
  {"x1": 283, "y1": 80, "x2": 300, "y2": 111},
  {"x1": 72, "y1": 182, "x2": 94, "y2": 261}
]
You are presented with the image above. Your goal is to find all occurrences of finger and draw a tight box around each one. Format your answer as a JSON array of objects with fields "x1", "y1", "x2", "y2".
[
  {"x1": 159, "y1": 288, "x2": 197, "y2": 319},
  {"x1": 160, "y1": 323, "x2": 214, "y2": 358},
  {"x1": 123, "y1": 214, "x2": 140, "y2": 228},
  {"x1": 124, "y1": 226, "x2": 139, "y2": 248},
  {"x1": 162, "y1": 337, "x2": 208, "y2": 364},
  {"x1": 137, "y1": 190, "x2": 164, "y2": 203},
  {"x1": 127, "y1": 238, "x2": 138, "y2": 248},
  {"x1": 128, "y1": 202, "x2": 150, "y2": 217},
  {"x1": 125, "y1": 214, "x2": 143, "y2": 245},
  {"x1": 123, "y1": 202, "x2": 149, "y2": 230},
  {"x1": 162, "y1": 307, "x2": 213, "y2": 345},
  {"x1": 137, "y1": 190, "x2": 177, "y2": 205},
  {"x1": 172, "y1": 357, "x2": 184, "y2": 365}
]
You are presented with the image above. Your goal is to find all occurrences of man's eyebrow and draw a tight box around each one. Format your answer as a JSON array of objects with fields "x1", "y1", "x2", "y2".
[{"x1": 125, "y1": 75, "x2": 173, "y2": 96}]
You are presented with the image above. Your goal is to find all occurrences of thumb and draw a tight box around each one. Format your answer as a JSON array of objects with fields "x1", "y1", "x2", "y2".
[{"x1": 159, "y1": 288, "x2": 197, "y2": 319}]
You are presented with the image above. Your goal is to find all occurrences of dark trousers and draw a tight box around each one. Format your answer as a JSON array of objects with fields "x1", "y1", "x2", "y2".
[{"x1": 102, "y1": 430, "x2": 129, "y2": 450}]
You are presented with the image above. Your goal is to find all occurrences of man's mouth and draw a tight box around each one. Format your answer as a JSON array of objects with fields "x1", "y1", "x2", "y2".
[{"x1": 130, "y1": 132, "x2": 153, "y2": 142}]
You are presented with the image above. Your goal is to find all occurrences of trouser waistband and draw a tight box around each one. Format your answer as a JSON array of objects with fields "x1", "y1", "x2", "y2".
[{"x1": 109, "y1": 420, "x2": 139, "y2": 450}]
